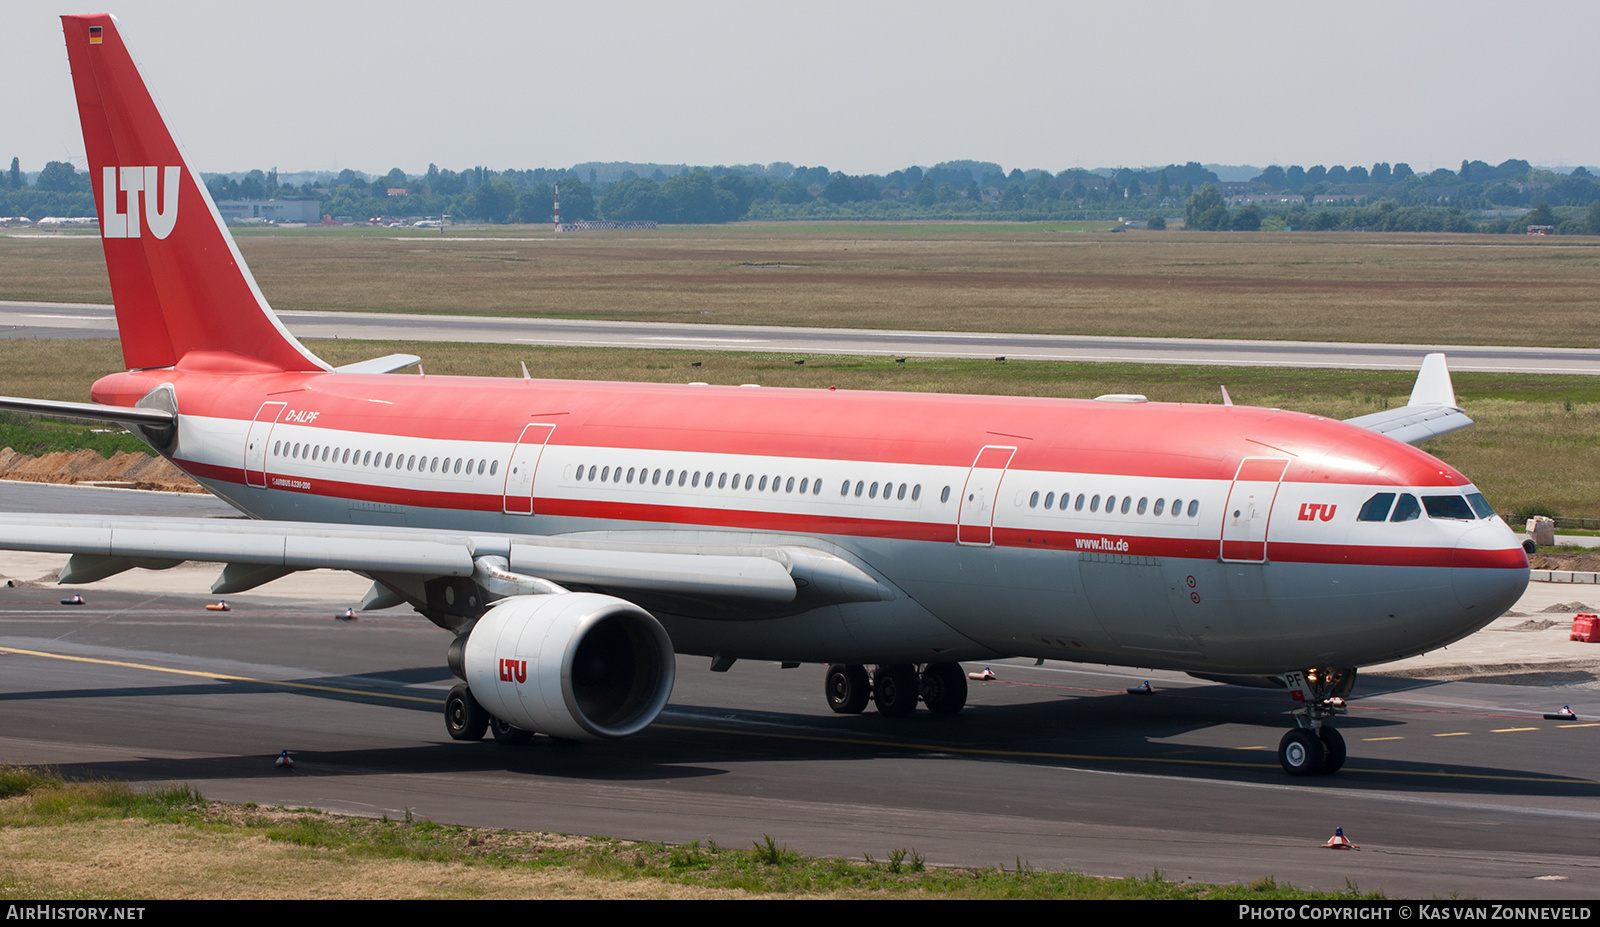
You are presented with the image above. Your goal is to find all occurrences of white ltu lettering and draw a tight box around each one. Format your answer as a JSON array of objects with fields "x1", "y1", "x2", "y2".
[
  {"x1": 119, "y1": 166, "x2": 144, "y2": 237},
  {"x1": 144, "y1": 166, "x2": 179, "y2": 239},
  {"x1": 101, "y1": 166, "x2": 179, "y2": 240}
]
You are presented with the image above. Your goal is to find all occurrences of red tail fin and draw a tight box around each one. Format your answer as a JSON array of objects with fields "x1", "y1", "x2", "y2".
[{"x1": 62, "y1": 14, "x2": 327, "y2": 374}]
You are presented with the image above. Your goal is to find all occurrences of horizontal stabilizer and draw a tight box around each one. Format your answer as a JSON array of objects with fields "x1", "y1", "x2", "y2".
[
  {"x1": 0, "y1": 395, "x2": 175, "y2": 429},
  {"x1": 334, "y1": 354, "x2": 422, "y2": 375}
]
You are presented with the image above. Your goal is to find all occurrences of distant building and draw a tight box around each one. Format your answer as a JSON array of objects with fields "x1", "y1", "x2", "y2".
[
  {"x1": 215, "y1": 199, "x2": 321, "y2": 223},
  {"x1": 1228, "y1": 193, "x2": 1304, "y2": 206}
]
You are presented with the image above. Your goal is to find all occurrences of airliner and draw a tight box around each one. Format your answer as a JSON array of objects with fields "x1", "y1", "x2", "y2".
[{"x1": 0, "y1": 14, "x2": 1529, "y2": 777}]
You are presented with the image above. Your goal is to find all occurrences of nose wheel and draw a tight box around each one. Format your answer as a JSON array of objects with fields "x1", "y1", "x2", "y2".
[{"x1": 1279, "y1": 668, "x2": 1354, "y2": 775}]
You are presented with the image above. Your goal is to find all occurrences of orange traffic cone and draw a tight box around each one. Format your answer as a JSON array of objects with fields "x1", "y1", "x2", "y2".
[{"x1": 1322, "y1": 827, "x2": 1359, "y2": 850}]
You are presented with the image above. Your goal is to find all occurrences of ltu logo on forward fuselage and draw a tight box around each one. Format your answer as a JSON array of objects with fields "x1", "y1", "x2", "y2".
[{"x1": 102, "y1": 166, "x2": 179, "y2": 239}]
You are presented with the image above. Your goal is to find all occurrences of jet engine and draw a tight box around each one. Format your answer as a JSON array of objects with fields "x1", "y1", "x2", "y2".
[{"x1": 456, "y1": 592, "x2": 675, "y2": 740}]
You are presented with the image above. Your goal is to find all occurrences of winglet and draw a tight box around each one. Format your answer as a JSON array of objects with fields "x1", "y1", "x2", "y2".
[
  {"x1": 1344, "y1": 353, "x2": 1472, "y2": 445},
  {"x1": 1408, "y1": 353, "x2": 1459, "y2": 409}
]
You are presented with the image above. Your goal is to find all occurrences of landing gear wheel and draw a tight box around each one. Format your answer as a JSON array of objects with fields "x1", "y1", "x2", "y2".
[
  {"x1": 489, "y1": 716, "x2": 533, "y2": 745},
  {"x1": 444, "y1": 684, "x2": 488, "y2": 741},
  {"x1": 920, "y1": 662, "x2": 968, "y2": 716},
  {"x1": 825, "y1": 663, "x2": 871, "y2": 714},
  {"x1": 1318, "y1": 726, "x2": 1347, "y2": 773},
  {"x1": 873, "y1": 664, "x2": 920, "y2": 717},
  {"x1": 1278, "y1": 729, "x2": 1326, "y2": 776}
]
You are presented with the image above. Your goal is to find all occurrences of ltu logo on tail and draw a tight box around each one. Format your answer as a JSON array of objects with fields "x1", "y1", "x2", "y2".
[{"x1": 102, "y1": 166, "x2": 179, "y2": 239}]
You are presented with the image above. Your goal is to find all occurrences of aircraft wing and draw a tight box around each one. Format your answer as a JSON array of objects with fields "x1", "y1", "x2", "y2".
[
  {"x1": 1342, "y1": 353, "x2": 1474, "y2": 445},
  {"x1": 0, "y1": 514, "x2": 889, "y2": 606}
]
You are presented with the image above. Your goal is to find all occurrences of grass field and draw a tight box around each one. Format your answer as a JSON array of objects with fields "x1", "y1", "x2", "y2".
[
  {"x1": 1, "y1": 337, "x2": 1597, "y2": 517},
  {"x1": 5, "y1": 223, "x2": 1600, "y2": 345},
  {"x1": 0, "y1": 767, "x2": 1377, "y2": 900}
]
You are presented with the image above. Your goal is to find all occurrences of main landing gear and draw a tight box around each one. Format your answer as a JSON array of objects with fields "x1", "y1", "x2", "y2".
[
  {"x1": 1278, "y1": 668, "x2": 1354, "y2": 776},
  {"x1": 824, "y1": 662, "x2": 968, "y2": 717},
  {"x1": 445, "y1": 684, "x2": 533, "y2": 745}
]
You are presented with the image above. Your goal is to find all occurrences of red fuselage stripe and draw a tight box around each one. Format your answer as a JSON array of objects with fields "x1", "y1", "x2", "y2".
[{"x1": 180, "y1": 460, "x2": 1527, "y2": 571}]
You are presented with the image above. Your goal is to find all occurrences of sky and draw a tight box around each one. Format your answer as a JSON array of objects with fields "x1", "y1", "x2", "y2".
[{"x1": 5, "y1": 0, "x2": 1597, "y2": 179}]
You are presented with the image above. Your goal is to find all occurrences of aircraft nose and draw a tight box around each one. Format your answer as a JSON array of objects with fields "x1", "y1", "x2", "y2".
[{"x1": 1451, "y1": 522, "x2": 1529, "y2": 618}]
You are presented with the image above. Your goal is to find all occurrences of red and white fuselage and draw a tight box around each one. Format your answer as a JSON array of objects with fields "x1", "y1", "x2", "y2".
[{"x1": 90, "y1": 364, "x2": 1530, "y2": 674}]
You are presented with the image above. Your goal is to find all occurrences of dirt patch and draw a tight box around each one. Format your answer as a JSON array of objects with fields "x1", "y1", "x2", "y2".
[
  {"x1": 0, "y1": 446, "x2": 204, "y2": 493},
  {"x1": 1530, "y1": 550, "x2": 1600, "y2": 572},
  {"x1": 1536, "y1": 599, "x2": 1597, "y2": 613}
]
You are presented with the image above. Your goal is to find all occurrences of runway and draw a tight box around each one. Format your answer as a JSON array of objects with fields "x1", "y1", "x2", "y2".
[
  {"x1": 6, "y1": 300, "x2": 1600, "y2": 374},
  {"x1": 0, "y1": 484, "x2": 1595, "y2": 898}
]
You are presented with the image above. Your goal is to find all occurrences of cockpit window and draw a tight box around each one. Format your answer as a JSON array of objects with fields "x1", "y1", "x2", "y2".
[
  {"x1": 1390, "y1": 493, "x2": 1421, "y2": 522},
  {"x1": 1423, "y1": 495, "x2": 1475, "y2": 521},
  {"x1": 1358, "y1": 493, "x2": 1395, "y2": 522},
  {"x1": 1465, "y1": 492, "x2": 1495, "y2": 519}
]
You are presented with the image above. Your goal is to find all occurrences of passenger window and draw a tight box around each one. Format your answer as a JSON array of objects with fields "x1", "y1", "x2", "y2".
[
  {"x1": 692, "y1": 471, "x2": 701, "y2": 487},
  {"x1": 896, "y1": 483, "x2": 906, "y2": 501},
  {"x1": 653, "y1": 469, "x2": 661, "y2": 485},
  {"x1": 629, "y1": 467, "x2": 638, "y2": 484},
  {"x1": 746, "y1": 474, "x2": 755, "y2": 490},
  {"x1": 787, "y1": 477, "x2": 796, "y2": 493},
  {"x1": 1075, "y1": 493, "x2": 1085, "y2": 511},
  {"x1": 1186, "y1": 499, "x2": 1199, "y2": 518},
  {"x1": 274, "y1": 441, "x2": 281, "y2": 456},
  {"x1": 1154, "y1": 498, "x2": 1165, "y2": 516},
  {"x1": 1137, "y1": 497, "x2": 1147, "y2": 515},
  {"x1": 940, "y1": 486, "x2": 950, "y2": 503},
  {"x1": 870, "y1": 482, "x2": 879, "y2": 499},
  {"x1": 1030, "y1": 491, "x2": 1039, "y2": 508},
  {"x1": 1423, "y1": 495, "x2": 1475, "y2": 520},
  {"x1": 801, "y1": 478, "x2": 811, "y2": 494},
  {"x1": 407, "y1": 455, "x2": 416, "y2": 471},
  {"x1": 732, "y1": 472, "x2": 742, "y2": 488},
  {"x1": 601, "y1": 466, "x2": 610, "y2": 482},
  {"x1": 1358, "y1": 493, "x2": 1395, "y2": 522},
  {"x1": 430, "y1": 458, "x2": 438, "y2": 473},
  {"x1": 489, "y1": 461, "x2": 497, "y2": 476},
  {"x1": 677, "y1": 470, "x2": 686, "y2": 486},
  {"x1": 1120, "y1": 497, "x2": 1132, "y2": 515},
  {"x1": 1391, "y1": 494, "x2": 1421, "y2": 522},
  {"x1": 718, "y1": 473, "x2": 727, "y2": 489},
  {"x1": 842, "y1": 481, "x2": 851, "y2": 496},
  {"x1": 815, "y1": 479, "x2": 823, "y2": 495},
  {"x1": 1090, "y1": 495, "x2": 1101, "y2": 513},
  {"x1": 855, "y1": 481, "x2": 865, "y2": 497},
  {"x1": 1043, "y1": 492, "x2": 1054, "y2": 509},
  {"x1": 760, "y1": 475, "x2": 769, "y2": 491},
  {"x1": 911, "y1": 484, "x2": 921, "y2": 501}
]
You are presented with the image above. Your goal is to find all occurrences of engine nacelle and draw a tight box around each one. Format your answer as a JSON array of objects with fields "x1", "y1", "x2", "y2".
[{"x1": 462, "y1": 592, "x2": 675, "y2": 741}]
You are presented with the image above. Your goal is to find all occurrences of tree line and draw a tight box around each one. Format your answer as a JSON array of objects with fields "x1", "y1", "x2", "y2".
[{"x1": 6, "y1": 154, "x2": 1600, "y2": 233}]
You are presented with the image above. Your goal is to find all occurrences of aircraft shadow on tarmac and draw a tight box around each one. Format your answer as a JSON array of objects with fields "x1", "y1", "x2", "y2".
[{"x1": 13, "y1": 668, "x2": 1597, "y2": 798}]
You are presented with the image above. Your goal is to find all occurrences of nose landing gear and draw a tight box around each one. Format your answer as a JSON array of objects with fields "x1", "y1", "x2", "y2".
[{"x1": 1279, "y1": 668, "x2": 1354, "y2": 775}]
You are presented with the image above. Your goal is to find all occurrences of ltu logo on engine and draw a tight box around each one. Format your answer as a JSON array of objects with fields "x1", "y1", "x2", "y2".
[
  {"x1": 102, "y1": 166, "x2": 179, "y2": 239},
  {"x1": 498, "y1": 658, "x2": 527, "y2": 684}
]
